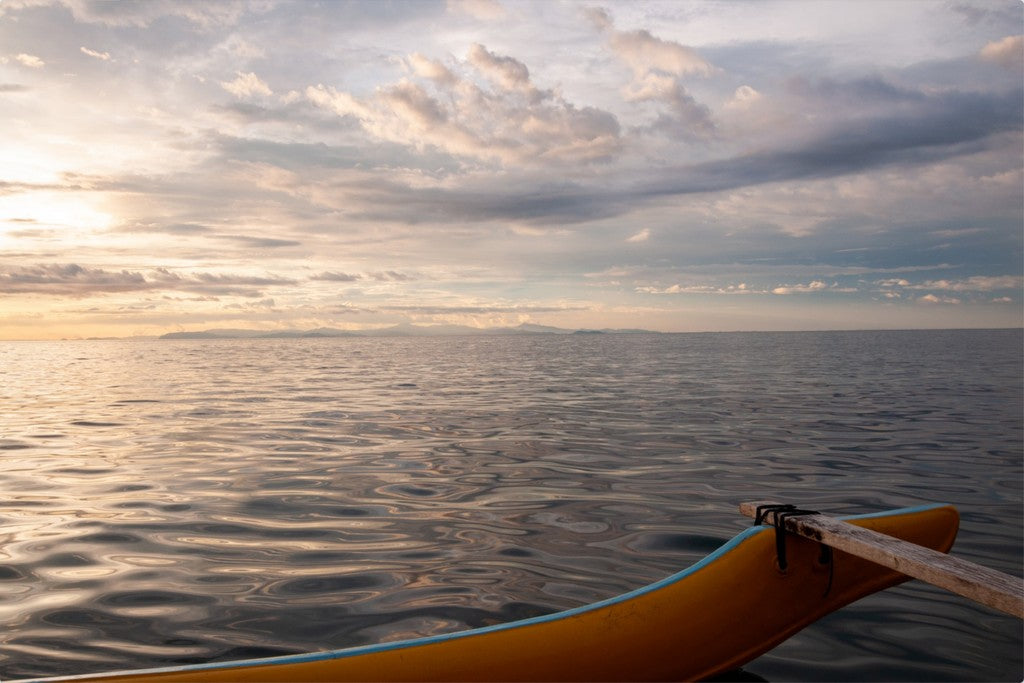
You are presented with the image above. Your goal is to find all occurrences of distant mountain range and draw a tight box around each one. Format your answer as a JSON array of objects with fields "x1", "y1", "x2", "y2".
[{"x1": 159, "y1": 323, "x2": 657, "y2": 339}]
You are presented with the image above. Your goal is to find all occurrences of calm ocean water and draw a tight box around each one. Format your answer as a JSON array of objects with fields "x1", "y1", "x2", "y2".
[{"x1": 1, "y1": 329, "x2": 1021, "y2": 682}]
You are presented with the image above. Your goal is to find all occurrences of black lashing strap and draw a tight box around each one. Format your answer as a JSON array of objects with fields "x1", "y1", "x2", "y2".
[{"x1": 754, "y1": 504, "x2": 834, "y2": 596}]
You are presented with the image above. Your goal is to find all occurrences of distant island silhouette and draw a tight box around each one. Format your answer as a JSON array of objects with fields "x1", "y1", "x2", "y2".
[{"x1": 159, "y1": 323, "x2": 657, "y2": 339}]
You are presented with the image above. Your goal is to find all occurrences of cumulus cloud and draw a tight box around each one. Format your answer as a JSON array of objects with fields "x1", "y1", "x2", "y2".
[
  {"x1": 80, "y1": 46, "x2": 110, "y2": 60},
  {"x1": 307, "y1": 45, "x2": 622, "y2": 166},
  {"x1": 980, "y1": 35, "x2": 1023, "y2": 68},
  {"x1": 305, "y1": 84, "x2": 371, "y2": 119},
  {"x1": 772, "y1": 280, "x2": 829, "y2": 295},
  {"x1": 871, "y1": 276, "x2": 1021, "y2": 304},
  {"x1": 14, "y1": 53, "x2": 45, "y2": 68},
  {"x1": 589, "y1": 7, "x2": 716, "y2": 138},
  {"x1": 608, "y1": 29, "x2": 714, "y2": 79},
  {"x1": 221, "y1": 72, "x2": 273, "y2": 99},
  {"x1": 408, "y1": 53, "x2": 457, "y2": 87},
  {"x1": 467, "y1": 43, "x2": 533, "y2": 93},
  {"x1": 725, "y1": 85, "x2": 763, "y2": 110},
  {"x1": 918, "y1": 293, "x2": 961, "y2": 304},
  {"x1": 625, "y1": 74, "x2": 715, "y2": 137},
  {"x1": 587, "y1": 5, "x2": 713, "y2": 77},
  {"x1": 381, "y1": 80, "x2": 448, "y2": 128}
]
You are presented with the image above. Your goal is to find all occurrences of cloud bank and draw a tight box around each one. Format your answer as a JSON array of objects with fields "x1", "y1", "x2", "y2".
[{"x1": 0, "y1": 0, "x2": 1019, "y2": 338}]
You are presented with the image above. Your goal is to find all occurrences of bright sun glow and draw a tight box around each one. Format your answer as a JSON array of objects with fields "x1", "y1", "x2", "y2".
[{"x1": 0, "y1": 192, "x2": 114, "y2": 234}]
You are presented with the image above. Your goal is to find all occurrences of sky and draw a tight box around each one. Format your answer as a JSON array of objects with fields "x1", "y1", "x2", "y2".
[{"x1": 0, "y1": 0, "x2": 1021, "y2": 339}]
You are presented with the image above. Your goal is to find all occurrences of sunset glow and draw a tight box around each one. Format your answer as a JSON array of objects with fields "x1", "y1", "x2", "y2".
[{"x1": 1, "y1": 0, "x2": 1021, "y2": 339}]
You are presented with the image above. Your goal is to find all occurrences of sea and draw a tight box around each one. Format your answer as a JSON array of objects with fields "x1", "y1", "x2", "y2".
[{"x1": 1, "y1": 329, "x2": 1021, "y2": 682}]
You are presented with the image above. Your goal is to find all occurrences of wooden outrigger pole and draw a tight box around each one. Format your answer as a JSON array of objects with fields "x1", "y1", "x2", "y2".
[{"x1": 741, "y1": 501, "x2": 1023, "y2": 618}]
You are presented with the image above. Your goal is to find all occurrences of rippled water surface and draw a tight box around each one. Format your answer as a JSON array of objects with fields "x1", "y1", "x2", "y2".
[{"x1": 1, "y1": 330, "x2": 1021, "y2": 681}]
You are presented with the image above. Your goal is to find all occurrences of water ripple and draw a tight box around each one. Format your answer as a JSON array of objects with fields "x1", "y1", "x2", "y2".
[{"x1": 0, "y1": 331, "x2": 1020, "y2": 682}]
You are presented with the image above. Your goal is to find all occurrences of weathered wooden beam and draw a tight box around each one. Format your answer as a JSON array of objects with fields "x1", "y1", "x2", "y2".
[{"x1": 740, "y1": 501, "x2": 1023, "y2": 619}]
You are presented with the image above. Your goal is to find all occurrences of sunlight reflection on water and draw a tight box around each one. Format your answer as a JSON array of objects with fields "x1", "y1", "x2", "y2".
[{"x1": 0, "y1": 330, "x2": 1021, "y2": 681}]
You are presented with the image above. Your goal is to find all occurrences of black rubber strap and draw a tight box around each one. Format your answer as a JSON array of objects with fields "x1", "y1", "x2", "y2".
[
  {"x1": 754, "y1": 503, "x2": 796, "y2": 526},
  {"x1": 752, "y1": 504, "x2": 820, "y2": 571},
  {"x1": 753, "y1": 503, "x2": 833, "y2": 594},
  {"x1": 775, "y1": 509, "x2": 818, "y2": 570}
]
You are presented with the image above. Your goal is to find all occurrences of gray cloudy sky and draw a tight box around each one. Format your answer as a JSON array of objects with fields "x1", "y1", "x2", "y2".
[{"x1": 0, "y1": 0, "x2": 1021, "y2": 338}]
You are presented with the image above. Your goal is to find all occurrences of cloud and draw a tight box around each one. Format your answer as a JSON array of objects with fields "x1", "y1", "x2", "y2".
[
  {"x1": 0, "y1": 0, "x2": 51, "y2": 18},
  {"x1": 381, "y1": 80, "x2": 448, "y2": 128},
  {"x1": 14, "y1": 53, "x2": 45, "y2": 68},
  {"x1": 221, "y1": 72, "x2": 273, "y2": 99},
  {"x1": 311, "y1": 271, "x2": 361, "y2": 282},
  {"x1": 589, "y1": 8, "x2": 716, "y2": 138},
  {"x1": 0, "y1": 1, "x2": 1019, "y2": 338},
  {"x1": 910, "y1": 276, "x2": 1021, "y2": 292},
  {"x1": 0, "y1": 264, "x2": 146, "y2": 296},
  {"x1": 331, "y1": 303, "x2": 368, "y2": 315},
  {"x1": 625, "y1": 74, "x2": 715, "y2": 138},
  {"x1": 583, "y1": 7, "x2": 612, "y2": 32},
  {"x1": 307, "y1": 45, "x2": 622, "y2": 166},
  {"x1": 305, "y1": 84, "x2": 372, "y2": 119},
  {"x1": 334, "y1": 176, "x2": 617, "y2": 226},
  {"x1": 219, "y1": 235, "x2": 302, "y2": 248},
  {"x1": 587, "y1": 7, "x2": 714, "y2": 77},
  {"x1": 58, "y1": 0, "x2": 251, "y2": 28},
  {"x1": 349, "y1": 76, "x2": 1021, "y2": 229},
  {"x1": 408, "y1": 53, "x2": 457, "y2": 87},
  {"x1": 80, "y1": 46, "x2": 110, "y2": 60},
  {"x1": 725, "y1": 85, "x2": 762, "y2": 110},
  {"x1": 447, "y1": 0, "x2": 506, "y2": 21},
  {"x1": 626, "y1": 228, "x2": 650, "y2": 243},
  {"x1": 152, "y1": 270, "x2": 298, "y2": 297},
  {"x1": 771, "y1": 280, "x2": 829, "y2": 295},
  {"x1": 608, "y1": 29, "x2": 714, "y2": 79},
  {"x1": 980, "y1": 35, "x2": 1023, "y2": 69},
  {"x1": 226, "y1": 297, "x2": 276, "y2": 310},
  {"x1": 379, "y1": 304, "x2": 580, "y2": 314},
  {"x1": 467, "y1": 43, "x2": 533, "y2": 93},
  {"x1": 117, "y1": 221, "x2": 211, "y2": 235},
  {"x1": 369, "y1": 271, "x2": 416, "y2": 282},
  {"x1": 644, "y1": 85, "x2": 1023, "y2": 197},
  {"x1": 918, "y1": 293, "x2": 961, "y2": 304},
  {"x1": 0, "y1": 263, "x2": 296, "y2": 298},
  {"x1": 637, "y1": 283, "x2": 754, "y2": 295}
]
